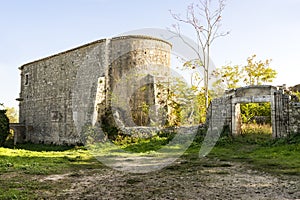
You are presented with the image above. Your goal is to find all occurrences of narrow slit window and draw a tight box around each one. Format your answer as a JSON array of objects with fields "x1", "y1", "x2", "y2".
[{"x1": 24, "y1": 73, "x2": 29, "y2": 86}]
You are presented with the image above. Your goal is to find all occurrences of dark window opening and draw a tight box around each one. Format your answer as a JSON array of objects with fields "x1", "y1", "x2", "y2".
[
  {"x1": 51, "y1": 111, "x2": 61, "y2": 122},
  {"x1": 24, "y1": 74, "x2": 29, "y2": 86}
]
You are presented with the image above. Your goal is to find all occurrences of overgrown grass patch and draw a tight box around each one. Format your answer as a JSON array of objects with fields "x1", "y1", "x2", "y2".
[
  {"x1": 0, "y1": 176, "x2": 48, "y2": 200},
  {"x1": 207, "y1": 133, "x2": 300, "y2": 175},
  {"x1": 241, "y1": 123, "x2": 272, "y2": 135},
  {"x1": 0, "y1": 143, "x2": 105, "y2": 199},
  {"x1": 0, "y1": 143, "x2": 102, "y2": 175},
  {"x1": 117, "y1": 135, "x2": 172, "y2": 153}
]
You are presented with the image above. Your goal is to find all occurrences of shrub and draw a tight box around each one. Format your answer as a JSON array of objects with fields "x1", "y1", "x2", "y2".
[
  {"x1": 0, "y1": 109, "x2": 10, "y2": 146},
  {"x1": 240, "y1": 102, "x2": 271, "y2": 124}
]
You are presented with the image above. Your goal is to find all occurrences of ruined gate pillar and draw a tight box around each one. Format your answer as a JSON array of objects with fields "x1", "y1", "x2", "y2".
[
  {"x1": 231, "y1": 103, "x2": 242, "y2": 136},
  {"x1": 273, "y1": 90, "x2": 289, "y2": 138}
]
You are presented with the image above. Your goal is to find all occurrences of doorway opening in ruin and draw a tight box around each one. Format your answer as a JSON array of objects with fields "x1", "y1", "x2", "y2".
[
  {"x1": 129, "y1": 83, "x2": 155, "y2": 126},
  {"x1": 238, "y1": 102, "x2": 272, "y2": 137}
]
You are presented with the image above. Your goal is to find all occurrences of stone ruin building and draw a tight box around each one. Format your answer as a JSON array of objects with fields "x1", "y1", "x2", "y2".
[
  {"x1": 14, "y1": 35, "x2": 172, "y2": 145},
  {"x1": 11, "y1": 35, "x2": 300, "y2": 145},
  {"x1": 207, "y1": 85, "x2": 300, "y2": 138}
]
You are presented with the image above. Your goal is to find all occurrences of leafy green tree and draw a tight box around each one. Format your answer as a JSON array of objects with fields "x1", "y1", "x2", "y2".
[
  {"x1": 5, "y1": 107, "x2": 18, "y2": 123},
  {"x1": 291, "y1": 91, "x2": 300, "y2": 102},
  {"x1": 243, "y1": 55, "x2": 277, "y2": 85},
  {"x1": 182, "y1": 59, "x2": 203, "y2": 88},
  {"x1": 212, "y1": 55, "x2": 277, "y2": 89},
  {"x1": 240, "y1": 103, "x2": 271, "y2": 124},
  {"x1": 165, "y1": 78, "x2": 204, "y2": 126},
  {"x1": 195, "y1": 90, "x2": 212, "y2": 123},
  {"x1": 211, "y1": 64, "x2": 243, "y2": 90},
  {"x1": 0, "y1": 104, "x2": 10, "y2": 146}
]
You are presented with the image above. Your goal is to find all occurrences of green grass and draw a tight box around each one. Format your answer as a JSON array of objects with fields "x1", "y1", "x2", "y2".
[
  {"x1": 0, "y1": 143, "x2": 104, "y2": 199},
  {"x1": 92, "y1": 130, "x2": 300, "y2": 176},
  {"x1": 88, "y1": 133, "x2": 193, "y2": 161},
  {"x1": 205, "y1": 133, "x2": 300, "y2": 176},
  {"x1": 115, "y1": 134, "x2": 175, "y2": 153},
  {"x1": 0, "y1": 144, "x2": 102, "y2": 175},
  {"x1": 0, "y1": 131, "x2": 299, "y2": 199},
  {"x1": 0, "y1": 176, "x2": 56, "y2": 200}
]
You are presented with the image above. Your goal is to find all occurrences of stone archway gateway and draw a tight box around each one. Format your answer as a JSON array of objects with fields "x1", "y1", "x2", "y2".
[
  {"x1": 207, "y1": 85, "x2": 294, "y2": 138},
  {"x1": 229, "y1": 86, "x2": 289, "y2": 137}
]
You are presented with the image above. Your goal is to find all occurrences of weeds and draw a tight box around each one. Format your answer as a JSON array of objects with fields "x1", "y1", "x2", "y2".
[{"x1": 241, "y1": 123, "x2": 272, "y2": 135}]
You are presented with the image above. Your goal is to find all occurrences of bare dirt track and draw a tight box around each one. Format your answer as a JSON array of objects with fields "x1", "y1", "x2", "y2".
[{"x1": 36, "y1": 158, "x2": 300, "y2": 200}]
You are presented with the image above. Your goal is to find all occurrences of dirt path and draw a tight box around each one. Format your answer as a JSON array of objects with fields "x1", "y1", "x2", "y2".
[{"x1": 35, "y1": 157, "x2": 300, "y2": 200}]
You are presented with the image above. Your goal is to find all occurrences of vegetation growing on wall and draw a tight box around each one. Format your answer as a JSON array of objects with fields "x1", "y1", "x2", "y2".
[{"x1": 291, "y1": 91, "x2": 300, "y2": 102}]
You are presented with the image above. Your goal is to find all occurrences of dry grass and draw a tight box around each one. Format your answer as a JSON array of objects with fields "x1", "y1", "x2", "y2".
[{"x1": 241, "y1": 123, "x2": 272, "y2": 135}]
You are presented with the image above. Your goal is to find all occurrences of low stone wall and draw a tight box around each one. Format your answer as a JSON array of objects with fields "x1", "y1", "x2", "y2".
[
  {"x1": 120, "y1": 125, "x2": 203, "y2": 138},
  {"x1": 206, "y1": 96, "x2": 231, "y2": 134}
]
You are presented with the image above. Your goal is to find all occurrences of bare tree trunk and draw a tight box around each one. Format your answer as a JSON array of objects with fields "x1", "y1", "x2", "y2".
[
  {"x1": 205, "y1": 46, "x2": 210, "y2": 109},
  {"x1": 170, "y1": 0, "x2": 229, "y2": 112}
]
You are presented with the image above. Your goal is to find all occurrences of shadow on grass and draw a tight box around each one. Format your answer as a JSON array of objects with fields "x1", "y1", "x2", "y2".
[
  {"x1": 4, "y1": 141, "x2": 82, "y2": 152},
  {"x1": 0, "y1": 142, "x2": 104, "y2": 175}
]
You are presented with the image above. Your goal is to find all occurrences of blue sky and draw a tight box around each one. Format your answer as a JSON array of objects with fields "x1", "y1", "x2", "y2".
[{"x1": 1, "y1": 0, "x2": 300, "y2": 108}]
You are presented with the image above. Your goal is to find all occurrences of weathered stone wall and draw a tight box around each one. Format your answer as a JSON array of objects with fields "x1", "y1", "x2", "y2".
[
  {"x1": 207, "y1": 85, "x2": 298, "y2": 138},
  {"x1": 121, "y1": 125, "x2": 202, "y2": 138},
  {"x1": 289, "y1": 102, "x2": 300, "y2": 134},
  {"x1": 106, "y1": 37, "x2": 171, "y2": 127},
  {"x1": 18, "y1": 36, "x2": 171, "y2": 145},
  {"x1": 19, "y1": 40, "x2": 104, "y2": 144},
  {"x1": 206, "y1": 96, "x2": 231, "y2": 134}
]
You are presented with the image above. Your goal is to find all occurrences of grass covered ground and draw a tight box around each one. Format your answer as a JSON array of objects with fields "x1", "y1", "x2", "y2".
[
  {"x1": 0, "y1": 130, "x2": 299, "y2": 199},
  {"x1": 201, "y1": 133, "x2": 300, "y2": 176}
]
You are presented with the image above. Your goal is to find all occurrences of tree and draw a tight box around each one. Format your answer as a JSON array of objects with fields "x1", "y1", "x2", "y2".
[
  {"x1": 211, "y1": 55, "x2": 277, "y2": 125},
  {"x1": 212, "y1": 55, "x2": 277, "y2": 89},
  {"x1": 0, "y1": 104, "x2": 10, "y2": 146},
  {"x1": 240, "y1": 103, "x2": 271, "y2": 124},
  {"x1": 211, "y1": 64, "x2": 243, "y2": 90},
  {"x1": 5, "y1": 107, "x2": 18, "y2": 123},
  {"x1": 170, "y1": 0, "x2": 229, "y2": 109},
  {"x1": 243, "y1": 55, "x2": 277, "y2": 85},
  {"x1": 163, "y1": 77, "x2": 204, "y2": 126}
]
